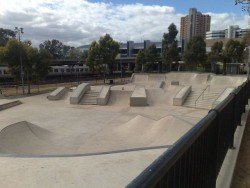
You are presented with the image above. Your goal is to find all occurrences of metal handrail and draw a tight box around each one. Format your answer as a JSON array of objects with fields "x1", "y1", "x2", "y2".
[{"x1": 195, "y1": 85, "x2": 210, "y2": 108}]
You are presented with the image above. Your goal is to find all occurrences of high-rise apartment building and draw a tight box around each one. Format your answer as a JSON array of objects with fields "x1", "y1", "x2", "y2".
[{"x1": 180, "y1": 8, "x2": 211, "y2": 47}]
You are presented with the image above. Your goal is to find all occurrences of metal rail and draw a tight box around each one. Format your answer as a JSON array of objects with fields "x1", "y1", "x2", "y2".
[{"x1": 195, "y1": 84, "x2": 210, "y2": 108}]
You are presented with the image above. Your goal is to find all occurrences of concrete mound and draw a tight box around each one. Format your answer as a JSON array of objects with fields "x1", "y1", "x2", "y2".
[
  {"x1": 112, "y1": 115, "x2": 193, "y2": 146},
  {"x1": 0, "y1": 121, "x2": 58, "y2": 155}
]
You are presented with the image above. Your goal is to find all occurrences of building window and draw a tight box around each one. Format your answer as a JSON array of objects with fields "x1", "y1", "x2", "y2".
[{"x1": 54, "y1": 69, "x2": 58, "y2": 73}]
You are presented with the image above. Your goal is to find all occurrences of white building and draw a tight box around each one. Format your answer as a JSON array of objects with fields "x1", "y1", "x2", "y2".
[{"x1": 206, "y1": 25, "x2": 250, "y2": 40}]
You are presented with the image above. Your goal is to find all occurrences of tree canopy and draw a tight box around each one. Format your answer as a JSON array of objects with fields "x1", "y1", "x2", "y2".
[
  {"x1": 0, "y1": 39, "x2": 52, "y2": 93},
  {"x1": 208, "y1": 41, "x2": 223, "y2": 63},
  {"x1": 162, "y1": 23, "x2": 179, "y2": 71},
  {"x1": 183, "y1": 36, "x2": 207, "y2": 66},
  {"x1": 86, "y1": 34, "x2": 119, "y2": 76},
  {"x1": 135, "y1": 50, "x2": 145, "y2": 72},
  {"x1": 223, "y1": 39, "x2": 245, "y2": 64},
  {"x1": 0, "y1": 28, "x2": 16, "y2": 46}
]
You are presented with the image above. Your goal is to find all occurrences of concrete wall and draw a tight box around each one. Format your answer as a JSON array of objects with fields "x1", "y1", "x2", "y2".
[
  {"x1": 70, "y1": 83, "x2": 90, "y2": 104},
  {"x1": 47, "y1": 87, "x2": 68, "y2": 100},
  {"x1": 173, "y1": 86, "x2": 192, "y2": 106},
  {"x1": 97, "y1": 86, "x2": 111, "y2": 106},
  {"x1": 130, "y1": 87, "x2": 147, "y2": 106}
]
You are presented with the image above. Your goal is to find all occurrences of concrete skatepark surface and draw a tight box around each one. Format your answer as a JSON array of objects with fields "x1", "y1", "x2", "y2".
[{"x1": 0, "y1": 72, "x2": 247, "y2": 187}]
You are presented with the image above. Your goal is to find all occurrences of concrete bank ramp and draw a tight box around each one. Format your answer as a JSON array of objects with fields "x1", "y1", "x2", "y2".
[
  {"x1": 131, "y1": 74, "x2": 148, "y2": 83},
  {"x1": 47, "y1": 87, "x2": 68, "y2": 100},
  {"x1": 107, "y1": 90, "x2": 132, "y2": 106},
  {"x1": 209, "y1": 75, "x2": 246, "y2": 87},
  {"x1": 148, "y1": 74, "x2": 166, "y2": 82},
  {"x1": 0, "y1": 121, "x2": 59, "y2": 155},
  {"x1": 166, "y1": 72, "x2": 210, "y2": 85},
  {"x1": 146, "y1": 85, "x2": 183, "y2": 106}
]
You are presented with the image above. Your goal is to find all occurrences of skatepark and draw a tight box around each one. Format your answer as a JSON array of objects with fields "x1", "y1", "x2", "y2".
[{"x1": 0, "y1": 72, "x2": 247, "y2": 187}]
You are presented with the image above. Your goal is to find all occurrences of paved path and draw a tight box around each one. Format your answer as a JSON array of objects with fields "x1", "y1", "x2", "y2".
[{"x1": 232, "y1": 113, "x2": 250, "y2": 188}]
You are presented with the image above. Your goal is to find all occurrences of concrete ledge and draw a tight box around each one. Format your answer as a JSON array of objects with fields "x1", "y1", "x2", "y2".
[
  {"x1": 47, "y1": 87, "x2": 68, "y2": 100},
  {"x1": 173, "y1": 86, "x2": 191, "y2": 106},
  {"x1": 155, "y1": 81, "x2": 165, "y2": 88},
  {"x1": 171, "y1": 81, "x2": 179, "y2": 85},
  {"x1": 70, "y1": 83, "x2": 90, "y2": 104},
  {"x1": 212, "y1": 88, "x2": 235, "y2": 108},
  {"x1": 0, "y1": 100, "x2": 22, "y2": 111},
  {"x1": 97, "y1": 86, "x2": 111, "y2": 105},
  {"x1": 130, "y1": 87, "x2": 147, "y2": 106}
]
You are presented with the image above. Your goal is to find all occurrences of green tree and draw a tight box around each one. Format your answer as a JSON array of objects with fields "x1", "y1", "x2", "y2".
[
  {"x1": 208, "y1": 41, "x2": 223, "y2": 63},
  {"x1": 86, "y1": 34, "x2": 119, "y2": 80},
  {"x1": 162, "y1": 23, "x2": 179, "y2": 71},
  {"x1": 0, "y1": 28, "x2": 16, "y2": 46},
  {"x1": 33, "y1": 49, "x2": 52, "y2": 91},
  {"x1": 98, "y1": 34, "x2": 119, "y2": 77},
  {"x1": 144, "y1": 44, "x2": 159, "y2": 71},
  {"x1": 0, "y1": 39, "x2": 51, "y2": 93},
  {"x1": 86, "y1": 41, "x2": 102, "y2": 72},
  {"x1": 183, "y1": 36, "x2": 207, "y2": 67},
  {"x1": 135, "y1": 50, "x2": 145, "y2": 72},
  {"x1": 222, "y1": 39, "x2": 245, "y2": 74},
  {"x1": 39, "y1": 39, "x2": 64, "y2": 59}
]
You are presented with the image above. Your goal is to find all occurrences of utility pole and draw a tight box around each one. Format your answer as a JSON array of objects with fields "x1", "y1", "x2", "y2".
[{"x1": 14, "y1": 27, "x2": 25, "y2": 94}]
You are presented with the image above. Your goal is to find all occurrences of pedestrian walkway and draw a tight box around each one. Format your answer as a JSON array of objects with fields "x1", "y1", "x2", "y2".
[{"x1": 231, "y1": 114, "x2": 250, "y2": 188}]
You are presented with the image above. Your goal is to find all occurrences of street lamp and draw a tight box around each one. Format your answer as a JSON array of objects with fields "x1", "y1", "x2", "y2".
[{"x1": 14, "y1": 27, "x2": 25, "y2": 94}]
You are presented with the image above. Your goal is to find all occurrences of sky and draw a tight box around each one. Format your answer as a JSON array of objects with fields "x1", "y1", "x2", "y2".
[{"x1": 0, "y1": 0, "x2": 249, "y2": 47}]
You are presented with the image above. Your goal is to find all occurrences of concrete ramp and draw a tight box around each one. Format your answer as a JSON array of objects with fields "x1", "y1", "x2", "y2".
[
  {"x1": 192, "y1": 73, "x2": 210, "y2": 85},
  {"x1": 107, "y1": 90, "x2": 132, "y2": 106},
  {"x1": 209, "y1": 76, "x2": 247, "y2": 87},
  {"x1": 148, "y1": 74, "x2": 166, "y2": 82},
  {"x1": 47, "y1": 87, "x2": 68, "y2": 100},
  {"x1": 166, "y1": 72, "x2": 197, "y2": 84},
  {"x1": 112, "y1": 115, "x2": 193, "y2": 146},
  {"x1": 0, "y1": 121, "x2": 56, "y2": 155},
  {"x1": 131, "y1": 74, "x2": 148, "y2": 83}
]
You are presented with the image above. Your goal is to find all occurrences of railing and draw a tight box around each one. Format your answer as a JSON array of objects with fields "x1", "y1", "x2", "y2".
[
  {"x1": 127, "y1": 81, "x2": 250, "y2": 188},
  {"x1": 195, "y1": 85, "x2": 210, "y2": 108}
]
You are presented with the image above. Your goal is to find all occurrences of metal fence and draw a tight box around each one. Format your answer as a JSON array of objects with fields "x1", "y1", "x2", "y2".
[{"x1": 127, "y1": 81, "x2": 250, "y2": 188}]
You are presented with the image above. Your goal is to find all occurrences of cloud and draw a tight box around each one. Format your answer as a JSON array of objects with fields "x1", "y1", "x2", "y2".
[
  {"x1": 207, "y1": 12, "x2": 249, "y2": 31},
  {"x1": 0, "y1": 0, "x2": 248, "y2": 47}
]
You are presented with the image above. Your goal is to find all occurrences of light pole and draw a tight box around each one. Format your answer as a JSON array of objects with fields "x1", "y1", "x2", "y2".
[{"x1": 14, "y1": 27, "x2": 25, "y2": 94}]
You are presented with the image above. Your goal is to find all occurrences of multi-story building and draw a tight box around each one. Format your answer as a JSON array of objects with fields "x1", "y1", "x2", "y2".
[
  {"x1": 206, "y1": 25, "x2": 250, "y2": 40},
  {"x1": 180, "y1": 8, "x2": 211, "y2": 49}
]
